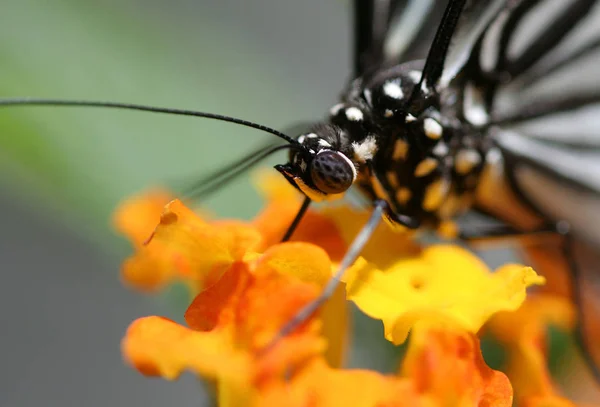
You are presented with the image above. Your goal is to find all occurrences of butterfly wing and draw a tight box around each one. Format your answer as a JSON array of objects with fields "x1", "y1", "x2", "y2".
[
  {"x1": 458, "y1": 0, "x2": 600, "y2": 379},
  {"x1": 353, "y1": 0, "x2": 443, "y2": 77}
]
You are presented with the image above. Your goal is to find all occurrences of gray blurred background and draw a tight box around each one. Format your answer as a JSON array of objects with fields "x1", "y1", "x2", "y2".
[{"x1": 0, "y1": 0, "x2": 353, "y2": 406}]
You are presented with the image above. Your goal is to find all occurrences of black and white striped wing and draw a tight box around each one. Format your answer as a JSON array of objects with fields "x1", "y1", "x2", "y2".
[
  {"x1": 455, "y1": 0, "x2": 600, "y2": 377},
  {"x1": 353, "y1": 0, "x2": 441, "y2": 77}
]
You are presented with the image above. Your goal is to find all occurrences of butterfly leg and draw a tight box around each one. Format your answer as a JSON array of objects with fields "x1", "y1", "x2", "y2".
[
  {"x1": 281, "y1": 197, "x2": 312, "y2": 242},
  {"x1": 459, "y1": 223, "x2": 560, "y2": 244},
  {"x1": 263, "y1": 199, "x2": 389, "y2": 352}
]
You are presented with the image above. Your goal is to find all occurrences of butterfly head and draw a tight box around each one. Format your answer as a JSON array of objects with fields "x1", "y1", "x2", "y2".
[{"x1": 275, "y1": 124, "x2": 358, "y2": 201}]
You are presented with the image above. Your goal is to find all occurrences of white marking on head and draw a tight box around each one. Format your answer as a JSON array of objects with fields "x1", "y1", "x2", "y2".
[
  {"x1": 297, "y1": 135, "x2": 306, "y2": 144},
  {"x1": 345, "y1": 107, "x2": 364, "y2": 122},
  {"x1": 455, "y1": 149, "x2": 482, "y2": 175},
  {"x1": 405, "y1": 114, "x2": 417, "y2": 123},
  {"x1": 363, "y1": 88, "x2": 373, "y2": 106},
  {"x1": 408, "y1": 70, "x2": 422, "y2": 83},
  {"x1": 384, "y1": 109, "x2": 394, "y2": 118},
  {"x1": 352, "y1": 136, "x2": 378, "y2": 162},
  {"x1": 383, "y1": 80, "x2": 404, "y2": 99},
  {"x1": 414, "y1": 158, "x2": 438, "y2": 177},
  {"x1": 423, "y1": 118, "x2": 443, "y2": 139},
  {"x1": 329, "y1": 103, "x2": 345, "y2": 116},
  {"x1": 318, "y1": 138, "x2": 332, "y2": 148},
  {"x1": 306, "y1": 133, "x2": 318, "y2": 139}
]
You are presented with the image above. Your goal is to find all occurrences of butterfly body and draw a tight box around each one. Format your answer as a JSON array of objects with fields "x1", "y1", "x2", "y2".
[{"x1": 278, "y1": 59, "x2": 489, "y2": 230}]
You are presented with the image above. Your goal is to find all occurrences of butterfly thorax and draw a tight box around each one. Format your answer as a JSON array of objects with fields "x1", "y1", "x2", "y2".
[{"x1": 280, "y1": 62, "x2": 490, "y2": 229}]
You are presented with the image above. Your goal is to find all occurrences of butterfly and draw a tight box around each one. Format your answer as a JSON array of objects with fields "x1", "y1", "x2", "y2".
[{"x1": 2, "y1": 0, "x2": 600, "y2": 380}]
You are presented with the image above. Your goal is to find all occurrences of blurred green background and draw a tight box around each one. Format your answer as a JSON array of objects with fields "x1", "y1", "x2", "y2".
[
  {"x1": 0, "y1": 0, "x2": 351, "y2": 243},
  {"x1": 0, "y1": 1, "x2": 404, "y2": 406}
]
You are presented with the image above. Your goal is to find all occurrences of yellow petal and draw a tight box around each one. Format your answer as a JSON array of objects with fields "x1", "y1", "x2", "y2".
[{"x1": 344, "y1": 245, "x2": 545, "y2": 344}]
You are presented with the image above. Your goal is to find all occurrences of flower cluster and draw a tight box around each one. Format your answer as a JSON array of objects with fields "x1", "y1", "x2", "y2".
[{"x1": 114, "y1": 174, "x2": 585, "y2": 406}]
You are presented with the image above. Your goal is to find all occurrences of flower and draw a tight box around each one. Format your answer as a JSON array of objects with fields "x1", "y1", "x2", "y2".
[
  {"x1": 487, "y1": 295, "x2": 579, "y2": 407},
  {"x1": 344, "y1": 245, "x2": 545, "y2": 344},
  {"x1": 122, "y1": 243, "x2": 328, "y2": 406},
  {"x1": 116, "y1": 174, "x2": 555, "y2": 406},
  {"x1": 401, "y1": 320, "x2": 513, "y2": 407}
]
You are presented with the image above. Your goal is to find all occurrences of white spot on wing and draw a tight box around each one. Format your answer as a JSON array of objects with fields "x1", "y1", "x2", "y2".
[
  {"x1": 352, "y1": 136, "x2": 378, "y2": 162},
  {"x1": 384, "y1": 109, "x2": 394, "y2": 118},
  {"x1": 363, "y1": 88, "x2": 373, "y2": 105},
  {"x1": 345, "y1": 107, "x2": 364, "y2": 122},
  {"x1": 408, "y1": 70, "x2": 422, "y2": 83},
  {"x1": 297, "y1": 135, "x2": 306, "y2": 144},
  {"x1": 383, "y1": 80, "x2": 404, "y2": 99},
  {"x1": 423, "y1": 118, "x2": 443, "y2": 139},
  {"x1": 306, "y1": 133, "x2": 318, "y2": 139},
  {"x1": 464, "y1": 82, "x2": 489, "y2": 126}
]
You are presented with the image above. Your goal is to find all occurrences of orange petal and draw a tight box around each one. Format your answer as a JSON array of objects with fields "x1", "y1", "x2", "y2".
[
  {"x1": 122, "y1": 200, "x2": 262, "y2": 292},
  {"x1": 487, "y1": 295, "x2": 577, "y2": 406},
  {"x1": 184, "y1": 262, "x2": 250, "y2": 331},
  {"x1": 255, "y1": 242, "x2": 350, "y2": 367},
  {"x1": 113, "y1": 189, "x2": 173, "y2": 246},
  {"x1": 183, "y1": 247, "x2": 323, "y2": 348},
  {"x1": 401, "y1": 321, "x2": 513, "y2": 407},
  {"x1": 259, "y1": 359, "x2": 424, "y2": 407},
  {"x1": 237, "y1": 266, "x2": 321, "y2": 350},
  {"x1": 122, "y1": 316, "x2": 250, "y2": 382},
  {"x1": 252, "y1": 172, "x2": 347, "y2": 262}
]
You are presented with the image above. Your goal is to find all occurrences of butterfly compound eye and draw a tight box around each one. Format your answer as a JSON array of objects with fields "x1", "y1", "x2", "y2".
[{"x1": 310, "y1": 150, "x2": 357, "y2": 194}]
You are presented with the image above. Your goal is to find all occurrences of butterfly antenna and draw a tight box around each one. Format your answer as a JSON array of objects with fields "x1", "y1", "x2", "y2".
[
  {"x1": 408, "y1": 0, "x2": 467, "y2": 106},
  {"x1": 0, "y1": 98, "x2": 299, "y2": 145},
  {"x1": 183, "y1": 143, "x2": 301, "y2": 200}
]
